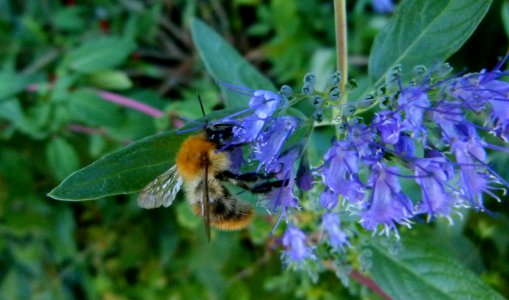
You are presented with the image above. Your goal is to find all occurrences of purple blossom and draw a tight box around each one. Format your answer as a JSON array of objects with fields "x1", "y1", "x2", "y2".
[
  {"x1": 254, "y1": 116, "x2": 298, "y2": 167},
  {"x1": 222, "y1": 89, "x2": 284, "y2": 144},
  {"x1": 373, "y1": 111, "x2": 401, "y2": 145},
  {"x1": 489, "y1": 96, "x2": 509, "y2": 141},
  {"x1": 321, "y1": 141, "x2": 365, "y2": 203},
  {"x1": 394, "y1": 135, "x2": 416, "y2": 158},
  {"x1": 347, "y1": 123, "x2": 374, "y2": 159},
  {"x1": 282, "y1": 226, "x2": 315, "y2": 263},
  {"x1": 484, "y1": 79, "x2": 509, "y2": 141},
  {"x1": 432, "y1": 102, "x2": 465, "y2": 141},
  {"x1": 451, "y1": 136, "x2": 490, "y2": 208},
  {"x1": 296, "y1": 156, "x2": 314, "y2": 191},
  {"x1": 447, "y1": 73, "x2": 488, "y2": 113},
  {"x1": 250, "y1": 90, "x2": 281, "y2": 118},
  {"x1": 231, "y1": 114, "x2": 266, "y2": 143},
  {"x1": 360, "y1": 163, "x2": 413, "y2": 235},
  {"x1": 266, "y1": 149, "x2": 300, "y2": 213},
  {"x1": 320, "y1": 188, "x2": 338, "y2": 210},
  {"x1": 446, "y1": 70, "x2": 509, "y2": 140},
  {"x1": 397, "y1": 86, "x2": 430, "y2": 136},
  {"x1": 322, "y1": 213, "x2": 350, "y2": 251},
  {"x1": 413, "y1": 152, "x2": 455, "y2": 217},
  {"x1": 371, "y1": 0, "x2": 394, "y2": 13},
  {"x1": 211, "y1": 65, "x2": 509, "y2": 250}
]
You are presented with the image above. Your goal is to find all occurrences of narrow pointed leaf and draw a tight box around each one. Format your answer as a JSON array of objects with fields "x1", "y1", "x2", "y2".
[
  {"x1": 191, "y1": 18, "x2": 275, "y2": 108},
  {"x1": 63, "y1": 36, "x2": 136, "y2": 73},
  {"x1": 369, "y1": 0, "x2": 492, "y2": 87},
  {"x1": 48, "y1": 131, "x2": 187, "y2": 200}
]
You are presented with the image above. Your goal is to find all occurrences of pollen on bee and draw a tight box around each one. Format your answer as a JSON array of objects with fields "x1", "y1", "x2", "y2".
[{"x1": 175, "y1": 135, "x2": 231, "y2": 181}]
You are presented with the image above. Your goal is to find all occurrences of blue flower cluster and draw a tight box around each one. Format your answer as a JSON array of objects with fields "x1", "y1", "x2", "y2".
[{"x1": 214, "y1": 60, "x2": 509, "y2": 265}]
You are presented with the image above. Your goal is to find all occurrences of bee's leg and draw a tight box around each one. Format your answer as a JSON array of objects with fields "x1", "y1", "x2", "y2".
[
  {"x1": 249, "y1": 178, "x2": 290, "y2": 194},
  {"x1": 217, "y1": 171, "x2": 290, "y2": 194},
  {"x1": 223, "y1": 171, "x2": 258, "y2": 181},
  {"x1": 218, "y1": 170, "x2": 275, "y2": 181}
]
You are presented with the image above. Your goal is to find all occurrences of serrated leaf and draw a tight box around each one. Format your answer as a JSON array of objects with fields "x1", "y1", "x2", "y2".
[
  {"x1": 368, "y1": 0, "x2": 492, "y2": 87},
  {"x1": 87, "y1": 70, "x2": 133, "y2": 90},
  {"x1": 46, "y1": 137, "x2": 80, "y2": 181},
  {"x1": 191, "y1": 18, "x2": 275, "y2": 108},
  {"x1": 366, "y1": 235, "x2": 504, "y2": 300},
  {"x1": 63, "y1": 36, "x2": 136, "y2": 73},
  {"x1": 48, "y1": 131, "x2": 187, "y2": 200}
]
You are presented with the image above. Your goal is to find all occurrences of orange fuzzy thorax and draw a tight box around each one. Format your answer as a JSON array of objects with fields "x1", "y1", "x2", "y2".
[{"x1": 175, "y1": 135, "x2": 230, "y2": 181}]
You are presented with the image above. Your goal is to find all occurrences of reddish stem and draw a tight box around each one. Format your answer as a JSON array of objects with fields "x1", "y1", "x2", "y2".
[{"x1": 350, "y1": 270, "x2": 392, "y2": 300}]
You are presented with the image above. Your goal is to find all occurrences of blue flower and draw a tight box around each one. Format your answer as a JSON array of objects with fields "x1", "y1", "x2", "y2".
[
  {"x1": 282, "y1": 226, "x2": 315, "y2": 263},
  {"x1": 447, "y1": 73, "x2": 488, "y2": 113},
  {"x1": 254, "y1": 116, "x2": 299, "y2": 167},
  {"x1": 231, "y1": 114, "x2": 266, "y2": 143},
  {"x1": 360, "y1": 163, "x2": 413, "y2": 235},
  {"x1": 413, "y1": 151, "x2": 455, "y2": 217},
  {"x1": 484, "y1": 78, "x2": 509, "y2": 141},
  {"x1": 446, "y1": 69, "x2": 509, "y2": 141},
  {"x1": 250, "y1": 90, "x2": 281, "y2": 118},
  {"x1": 322, "y1": 213, "x2": 350, "y2": 251},
  {"x1": 320, "y1": 188, "x2": 338, "y2": 210},
  {"x1": 397, "y1": 86, "x2": 430, "y2": 136},
  {"x1": 371, "y1": 0, "x2": 394, "y2": 13},
  {"x1": 432, "y1": 102, "x2": 465, "y2": 141},
  {"x1": 296, "y1": 155, "x2": 314, "y2": 191},
  {"x1": 373, "y1": 111, "x2": 401, "y2": 145},
  {"x1": 394, "y1": 134, "x2": 416, "y2": 158},
  {"x1": 347, "y1": 122, "x2": 378, "y2": 162},
  {"x1": 451, "y1": 134, "x2": 490, "y2": 209},
  {"x1": 266, "y1": 149, "x2": 300, "y2": 213},
  {"x1": 220, "y1": 89, "x2": 284, "y2": 145},
  {"x1": 321, "y1": 141, "x2": 365, "y2": 203}
]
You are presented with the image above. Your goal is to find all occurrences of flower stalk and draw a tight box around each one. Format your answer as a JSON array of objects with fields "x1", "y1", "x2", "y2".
[{"x1": 334, "y1": 0, "x2": 348, "y2": 101}]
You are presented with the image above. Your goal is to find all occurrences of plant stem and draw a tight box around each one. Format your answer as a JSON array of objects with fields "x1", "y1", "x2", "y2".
[
  {"x1": 96, "y1": 90, "x2": 164, "y2": 118},
  {"x1": 350, "y1": 270, "x2": 392, "y2": 300},
  {"x1": 334, "y1": 0, "x2": 348, "y2": 101},
  {"x1": 333, "y1": 0, "x2": 348, "y2": 138}
]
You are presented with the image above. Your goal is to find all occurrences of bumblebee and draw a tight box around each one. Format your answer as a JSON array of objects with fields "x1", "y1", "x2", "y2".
[{"x1": 138, "y1": 122, "x2": 278, "y2": 239}]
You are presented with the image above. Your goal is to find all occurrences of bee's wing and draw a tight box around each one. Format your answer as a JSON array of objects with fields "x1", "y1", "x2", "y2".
[{"x1": 138, "y1": 165, "x2": 183, "y2": 209}]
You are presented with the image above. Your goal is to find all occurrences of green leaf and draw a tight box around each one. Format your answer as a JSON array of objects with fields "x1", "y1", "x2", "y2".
[
  {"x1": 46, "y1": 137, "x2": 80, "y2": 181},
  {"x1": 53, "y1": 7, "x2": 85, "y2": 32},
  {"x1": 368, "y1": 0, "x2": 492, "y2": 87},
  {"x1": 48, "y1": 131, "x2": 188, "y2": 200},
  {"x1": 87, "y1": 70, "x2": 133, "y2": 90},
  {"x1": 63, "y1": 36, "x2": 136, "y2": 73},
  {"x1": 502, "y1": 1, "x2": 509, "y2": 38},
  {"x1": 67, "y1": 90, "x2": 122, "y2": 127},
  {"x1": 191, "y1": 18, "x2": 275, "y2": 108},
  {"x1": 0, "y1": 71, "x2": 28, "y2": 102},
  {"x1": 0, "y1": 98, "x2": 23, "y2": 123},
  {"x1": 366, "y1": 234, "x2": 504, "y2": 300}
]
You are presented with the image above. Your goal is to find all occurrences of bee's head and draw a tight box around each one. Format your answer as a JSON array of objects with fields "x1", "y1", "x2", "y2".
[{"x1": 205, "y1": 122, "x2": 237, "y2": 146}]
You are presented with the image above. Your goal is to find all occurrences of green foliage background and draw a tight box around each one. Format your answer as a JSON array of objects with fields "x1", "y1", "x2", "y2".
[{"x1": 1, "y1": 0, "x2": 509, "y2": 299}]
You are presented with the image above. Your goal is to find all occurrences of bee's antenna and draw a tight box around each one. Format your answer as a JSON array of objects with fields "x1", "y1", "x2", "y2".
[{"x1": 198, "y1": 94, "x2": 208, "y2": 122}]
